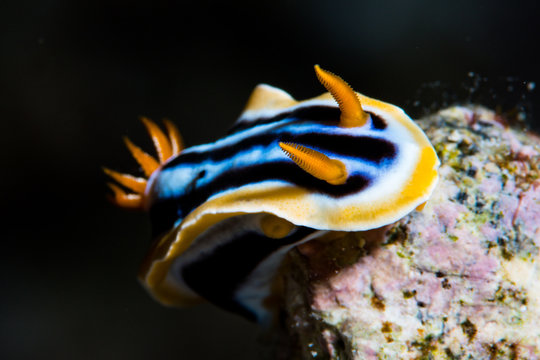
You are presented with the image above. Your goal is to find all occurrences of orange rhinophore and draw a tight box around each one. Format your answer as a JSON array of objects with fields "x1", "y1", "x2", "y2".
[
  {"x1": 279, "y1": 142, "x2": 348, "y2": 185},
  {"x1": 314, "y1": 65, "x2": 369, "y2": 127}
]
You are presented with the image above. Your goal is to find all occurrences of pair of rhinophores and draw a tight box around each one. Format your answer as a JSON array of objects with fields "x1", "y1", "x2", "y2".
[{"x1": 105, "y1": 66, "x2": 440, "y2": 323}]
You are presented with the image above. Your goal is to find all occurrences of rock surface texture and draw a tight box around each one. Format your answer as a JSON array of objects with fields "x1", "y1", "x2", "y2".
[{"x1": 280, "y1": 106, "x2": 540, "y2": 359}]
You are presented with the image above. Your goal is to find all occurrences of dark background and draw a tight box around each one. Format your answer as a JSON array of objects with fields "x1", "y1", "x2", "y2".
[{"x1": 1, "y1": 0, "x2": 539, "y2": 359}]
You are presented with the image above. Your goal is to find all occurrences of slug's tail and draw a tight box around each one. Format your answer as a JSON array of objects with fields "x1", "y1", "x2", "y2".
[{"x1": 104, "y1": 117, "x2": 184, "y2": 209}]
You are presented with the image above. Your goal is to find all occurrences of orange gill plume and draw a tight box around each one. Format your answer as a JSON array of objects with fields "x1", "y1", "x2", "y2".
[
  {"x1": 104, "y1": 118, "x2": 184, "y2": 209},
  {"x1": 279, "y1": 142, "x2": 348, "y2": 185},
  {"x1": 314, "y1": 65, "x2": 369, "y2": 128}
]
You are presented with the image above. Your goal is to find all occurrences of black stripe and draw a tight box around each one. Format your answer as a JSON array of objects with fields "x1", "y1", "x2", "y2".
[
  {"x1": 150, "y1": 161, "x2": 371, "y2": 236},
  {"x1": 228, "y1": 105, "x2": 341, "y2": 134},
  {"x1": 194, "y1": 160, "x2": 371, "y2": 200},
  {"x1": 181, "y1": 226, "x2": 315, "y2": 321},
  {"x1": 164, "y1": 132, "x2": 396, "y2": 170},
  {"x1": 230, "y1": 104, "x2": 387, "y2": 133},
  {"x1": 371, "y1": 114, "x2": 387, "y2": 130},
  {"x1": 287, "y1": 133, "x2": 395, "y2": 162}
]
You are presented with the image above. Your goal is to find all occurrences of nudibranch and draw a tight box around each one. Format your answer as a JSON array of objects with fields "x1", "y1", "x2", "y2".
[{"x1": 105, "y1": 66, "x2": 440, "y2": 323}]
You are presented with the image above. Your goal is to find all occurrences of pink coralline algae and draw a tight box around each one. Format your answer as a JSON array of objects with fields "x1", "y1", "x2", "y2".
[{"x1": 280, "y1": 106, "x2": 540, "y2": 359}]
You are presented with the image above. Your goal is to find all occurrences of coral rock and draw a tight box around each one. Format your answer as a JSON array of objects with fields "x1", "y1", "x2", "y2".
[{"x1": 280, "y1": 106, "x2": 540, "y2": 359}]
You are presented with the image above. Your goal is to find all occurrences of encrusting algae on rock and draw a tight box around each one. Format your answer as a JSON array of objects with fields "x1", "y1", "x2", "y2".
[{"x1": 279, "y1": 106, "x2": 540, "y2": 359}]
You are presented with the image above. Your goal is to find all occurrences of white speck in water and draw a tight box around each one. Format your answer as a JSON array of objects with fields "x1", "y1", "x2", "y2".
[
  {"x1": 527, "y1": 82, "x2": 536, "y2": 91},
  {"x1": 311, "y1": 351, "x2": 318, "y2": 357},
  {"x1": 520, "y1": 305, "x2": 527, "y2": 312},
  {"x1": 308, "y1": 343, "x2": 314, "y2": 348},
  {"x1": 468, "y1": 71, "x2": 475, "y2": 78}
]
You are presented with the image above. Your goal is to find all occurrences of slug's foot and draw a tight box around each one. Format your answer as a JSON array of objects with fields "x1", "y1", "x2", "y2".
[{"x1": 104, "y1": 117, "x2": 184, "y2": 209}]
